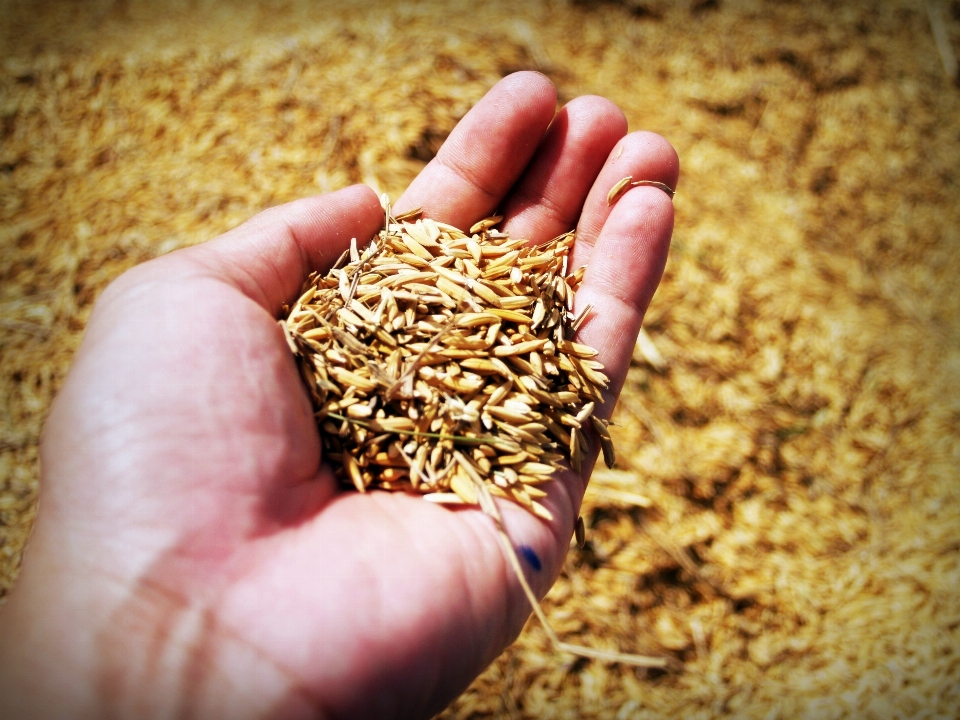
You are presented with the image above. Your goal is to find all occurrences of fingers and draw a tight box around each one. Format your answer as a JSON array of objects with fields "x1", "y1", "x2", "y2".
[
  {"x1": 393, "y1": 71, "x2": 557, "y2": 228},
  {"x1": 500, "y1": 95, "x2": 627, "y2": 243},
  {"x1": 574, "y1": 185, "x2": 676, "y2": 406},
  {"x1": 182, "y1": 184, "x2": 384, "y2": 314},
  {"x1": 509, "y1": 184, "x2": 675, "y2": 571},
  {"x1": 572, "y1": 130, "x2": 679, "y2": 270},
  {"x1": 461, "y1": 134, "x2": 678, "y2": 607},
  {"x1": 491, "y1": 193, "x2": 674, "y2": 569}
]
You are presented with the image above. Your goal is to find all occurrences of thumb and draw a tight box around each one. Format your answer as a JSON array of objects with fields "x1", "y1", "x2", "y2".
[{"x1": 183, "y1": 184, "x2": 384, "y2": 315}]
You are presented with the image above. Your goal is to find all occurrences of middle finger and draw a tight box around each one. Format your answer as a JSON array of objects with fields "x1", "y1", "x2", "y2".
[{"x1": 500, "y1": 95, "x2": 627, "y2": 243}]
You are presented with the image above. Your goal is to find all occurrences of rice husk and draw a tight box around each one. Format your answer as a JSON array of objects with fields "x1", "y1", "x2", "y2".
[{"x1": 283, "y1": 213, "x2": 610, "y2": 518}]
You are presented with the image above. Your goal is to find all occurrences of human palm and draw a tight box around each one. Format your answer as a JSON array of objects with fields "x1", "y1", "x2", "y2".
[{"x1": 0, "y1": 73, "x2": 677, "y2": 719}]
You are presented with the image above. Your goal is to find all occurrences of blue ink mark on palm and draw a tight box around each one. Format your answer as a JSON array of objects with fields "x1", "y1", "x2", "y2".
[{"x1": 519, "y1": 545, "x2": 541, "y2": 572}]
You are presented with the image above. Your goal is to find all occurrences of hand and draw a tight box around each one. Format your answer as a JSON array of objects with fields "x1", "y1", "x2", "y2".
[{"x1": 0, "y1": 72, "x2": 677, "y2": 719}]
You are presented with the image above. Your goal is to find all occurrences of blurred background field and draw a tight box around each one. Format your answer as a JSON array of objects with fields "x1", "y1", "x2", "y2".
[{"x1": 2, "y1": 0, "x2": 959, "y2": 717}]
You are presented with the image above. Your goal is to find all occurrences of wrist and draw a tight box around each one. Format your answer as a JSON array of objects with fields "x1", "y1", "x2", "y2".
[
  {"x1": 0, "y1": 527, "x2": 102, "y2": 719},
  {"x1": 0, "y1": 524, "x2": 321, "y2": 720}
]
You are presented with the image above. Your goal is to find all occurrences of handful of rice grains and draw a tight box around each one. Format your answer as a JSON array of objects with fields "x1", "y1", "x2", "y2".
[
  {"x1": 281, "y1": 199, "x2": 672, "y2": 669},
  {"x1": 281, "y1": 203, "x2": 615, "y2": 519}
]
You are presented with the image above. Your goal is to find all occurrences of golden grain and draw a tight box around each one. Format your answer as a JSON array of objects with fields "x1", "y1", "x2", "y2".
[
  {"x1": 284, "y1": 214, "x2": 610, "y2": 516},
  {"x1": 607, "y1": 176, "x2": 633, "y2": 205}
]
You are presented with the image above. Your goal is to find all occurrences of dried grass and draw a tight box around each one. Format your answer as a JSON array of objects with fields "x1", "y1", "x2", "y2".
[{"x1": 2, "y1": 1, "x2": 960, "y2": 718}]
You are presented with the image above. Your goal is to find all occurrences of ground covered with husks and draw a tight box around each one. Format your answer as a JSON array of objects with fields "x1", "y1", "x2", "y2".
[{"x1": 2, "y1": 1, "x2": 959, "y2": 717}]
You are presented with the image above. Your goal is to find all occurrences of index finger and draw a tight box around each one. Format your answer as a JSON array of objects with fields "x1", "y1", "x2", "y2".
[{"x1": 393, "y1": 71, "x2": 557, "y2": 229}]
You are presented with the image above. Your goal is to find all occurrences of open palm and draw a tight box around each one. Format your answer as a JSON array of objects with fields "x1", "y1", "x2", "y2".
[{"x1": 0, "y1": 73, "x2": 677, "y2": 719}]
